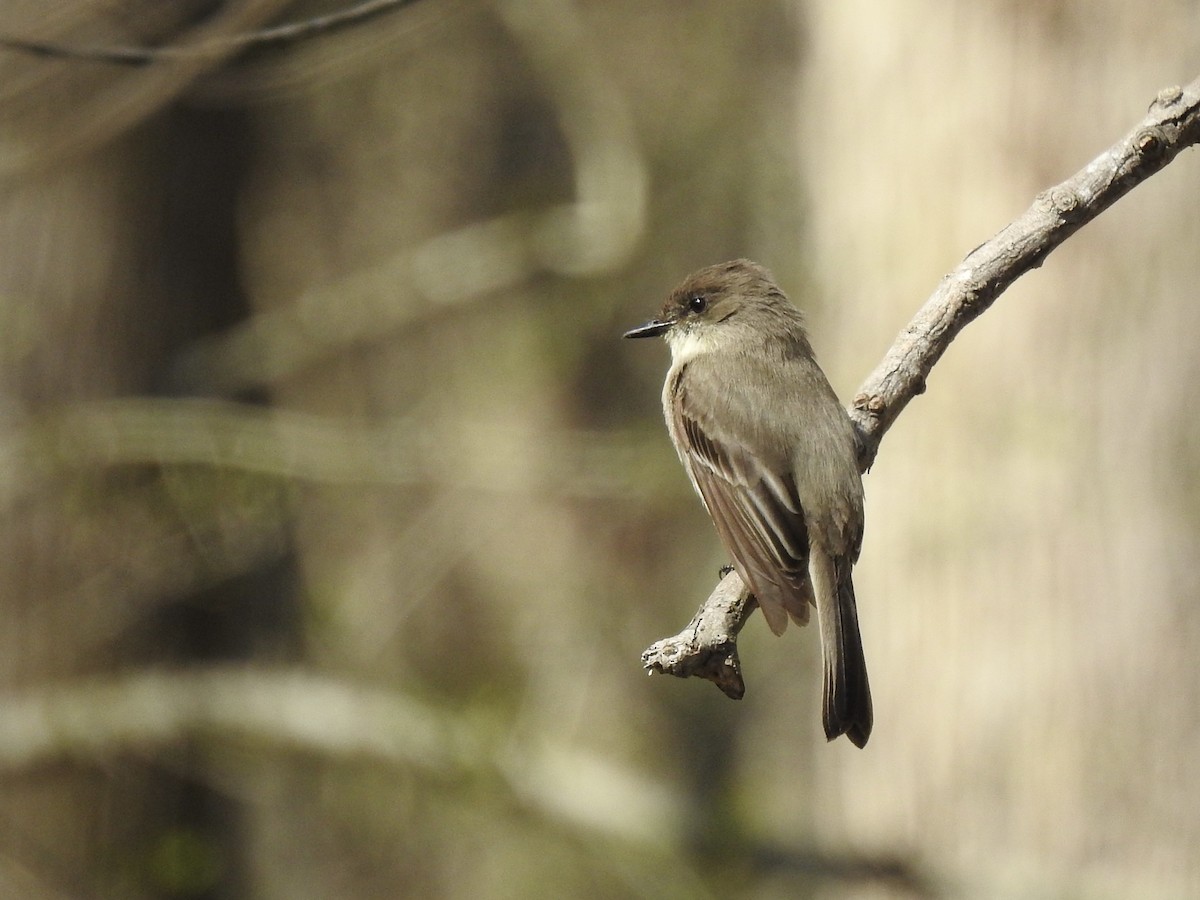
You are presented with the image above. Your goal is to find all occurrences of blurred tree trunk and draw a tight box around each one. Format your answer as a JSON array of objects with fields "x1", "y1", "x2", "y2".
[{"x1": 800, "y1": 3, "x2": 1200, "y2": 895}]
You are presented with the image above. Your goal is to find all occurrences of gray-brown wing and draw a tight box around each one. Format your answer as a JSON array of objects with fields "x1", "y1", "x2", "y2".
[{"x1": 674, "y1": 401, "x2": 811, "y2": 635}]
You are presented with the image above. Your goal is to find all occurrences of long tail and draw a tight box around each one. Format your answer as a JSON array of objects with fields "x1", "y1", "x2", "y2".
[{"x1": 812, "y1": 548, "x2": 873, "y2": 748}]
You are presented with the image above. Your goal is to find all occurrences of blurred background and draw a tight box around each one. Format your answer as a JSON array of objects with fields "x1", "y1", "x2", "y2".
[{"x1": 1, "y1": 1, "x2": 1199, "y2": 897}]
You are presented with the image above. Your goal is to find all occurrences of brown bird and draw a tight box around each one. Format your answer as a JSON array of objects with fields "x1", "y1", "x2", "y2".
[{"x1": 625, "y1": 259, "x2": 872, "y2": 747}]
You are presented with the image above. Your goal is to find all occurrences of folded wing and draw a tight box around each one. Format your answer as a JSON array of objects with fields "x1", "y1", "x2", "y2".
[{"x1": 674, "y1": 398, "x2": 812, "y2": 634}]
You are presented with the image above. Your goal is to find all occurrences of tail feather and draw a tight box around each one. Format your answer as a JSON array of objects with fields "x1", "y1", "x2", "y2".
[{"x1": 813, "y1": 550, "x2": 873, "y2": 748}]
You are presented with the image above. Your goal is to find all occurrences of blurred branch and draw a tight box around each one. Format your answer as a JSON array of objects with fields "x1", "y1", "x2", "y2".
[
  {"x1": 644, "y1": 77, "x2": 1200, "y2": 698},
  {"x1": 176, "y1": 0, "x2": 644, "y2": 393},
  {"x1": 0, "y1": 672, "x2": 691, "y2": 890},
  {"x1": 493, "y1": 0, "x2": 647, "y2": 276},
  {"x1": 0, "y1": 667, "x2": 472, "y2": 774},
  {"x1": 0, "y1": 667, "x2": 686, "y2": 850},
  {"x1": 0, "y1": 0, "x2": 293, "y2": 179},
  {"x1": 0, "y1": 666, "x2": 932, "y2": 894},
  {"x1": 174, "y1": 0, "x2": 643, "y2": 391},
  {"x1": 0, "y1": 0, "x2": 427, "y2": 66},
  {"x1": 0, "y1": 398, "x2": 667, "y2": 503},
  {"x1": 174, "y1": 214, "x2": 539, "y2": 391}
]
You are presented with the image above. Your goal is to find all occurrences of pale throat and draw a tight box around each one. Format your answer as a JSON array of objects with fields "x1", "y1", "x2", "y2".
[{"x1": 666, "y1": 326, "x2": 719, "y2": 364}]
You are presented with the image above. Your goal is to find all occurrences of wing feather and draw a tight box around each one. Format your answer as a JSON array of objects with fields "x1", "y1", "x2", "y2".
[{"x1": 672, "y1": 381, "x2": 811, "y2": 634}]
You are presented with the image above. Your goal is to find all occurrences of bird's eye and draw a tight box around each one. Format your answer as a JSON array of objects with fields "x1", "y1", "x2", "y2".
[{"x1": 687, "y1": 294, "x2": 707, "y2": 314}]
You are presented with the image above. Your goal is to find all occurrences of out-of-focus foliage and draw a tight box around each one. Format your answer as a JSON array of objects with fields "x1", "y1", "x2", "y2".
[{"x1": 0, "y1": 1, "x2": 1198, "y2": 897}]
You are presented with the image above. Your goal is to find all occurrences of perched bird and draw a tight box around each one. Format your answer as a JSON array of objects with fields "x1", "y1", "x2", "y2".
[{"x1": 624, "y1": 259, "x2": 872, "y2": 747}]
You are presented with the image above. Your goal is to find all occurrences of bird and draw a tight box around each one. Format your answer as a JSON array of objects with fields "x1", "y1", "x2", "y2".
[{"x1": 624, "y1": 259, "x2": 872, "y2": 747}]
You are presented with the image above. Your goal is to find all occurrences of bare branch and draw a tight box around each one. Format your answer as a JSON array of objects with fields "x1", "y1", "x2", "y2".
[
  {"x1": 0, "y1": 0, "x2": 426, "y2": 67},
  {"x1": 640, "y1": 572, "x2": 757, "y2": 700},
  {"x1": 850, "y1": 80, "x2": 1200, "y2": 467},
  {"x1": 643, "y1": 77, "x2": 1200, "y2": 697}
]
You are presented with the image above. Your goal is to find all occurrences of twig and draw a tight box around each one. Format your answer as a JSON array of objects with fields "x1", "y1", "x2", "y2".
[
  {"x1": 0, "y1": 0, "x2": 426, "y2": 66},
  {"x1": 642, "y1": 77, "x2": 1200, "y2": 697}
]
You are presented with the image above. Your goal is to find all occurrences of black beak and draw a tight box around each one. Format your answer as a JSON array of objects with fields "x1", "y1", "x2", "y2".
[{"x1": 623, "y1": 318, "x2": 673, "y2": 339}]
